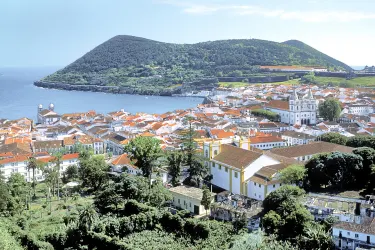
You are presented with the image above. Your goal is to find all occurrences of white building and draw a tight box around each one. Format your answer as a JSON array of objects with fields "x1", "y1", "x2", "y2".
[
  {"x1": 281, "y1": 131, "x2": 316, "y2": 146},
  {"x1": 265, "y1": 88, "x2": 317, "y2": 126},
  {"x1": 203, "y1": 141, "x2": 292, "y2": 200},
  {"x1": 169, "y1": 185, "x2": 214, "y2": 215},
  {"x1": 332, "y1": 217, "x2": 375, "y2": 250},
  {"x1": 346, "y1": 104, "x2": 374, "y2": 116},
  {"x1": 37, "y1": 104, "x2": 61, "y2": 125}
]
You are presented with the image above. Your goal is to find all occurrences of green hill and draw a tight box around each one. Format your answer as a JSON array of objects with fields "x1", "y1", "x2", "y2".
[
  {"x1": 282, "y1": 40, "x2": 350, "y2": 71},
  {"x1": 38, "y1": 35, "x2": 351, "y2": 95}
]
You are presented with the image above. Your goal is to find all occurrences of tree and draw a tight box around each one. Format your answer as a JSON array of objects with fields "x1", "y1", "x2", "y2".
[
  {"x1": 300, "y1": 72, "x2": 316, "y2": 84},
  {"x1": 347, "y1": 136, "x2": 375, "y2": 149},
  {"x1": 279, "y1": 165, "x2": 306, "y2": 185},
  {"x1": 7, "y1": 173, "x2": 29, "y2": 210},
  {"x1": 167, "y1": 151, "x2": 184, "y2": 186},
  {"x1": 94, "y1": 183, "x2": 124, "y2": 214},
  {"x1": 318, "y1": 98, "x2": 341, "y2": 121},
  {"x1": 27, "y1": 157, "x2": 40, "y2": 198},
  {"x1": 201, "y1": 185, "x2": 211, "y2": 215},
  {"x1": 298, "y1": 224, "x2": 334, "y2": 250},
  {"x1": 149, "y1": 179, "x2": 172, "y2": 208},
  {"x1": 79, "y1": 156, "x2": 109, "y2": 191},
  {"x1": 232, "y1": 212, "x2": 247, "y2": 233},
  {"x1": 319, "y1": 132, "x2": 347, "y2": 145},
  {"x1": 353, "y1": 147, "x2": 375, "y2": 184},
  {"x1": 63, "y1": 165, "x2": 79, "y2": 183},
  {"x1": 262, "y1": 186, "x2": 314, "y2": 242},
  {"x1": 52, "y1": 153, "x2": 63, "y2": 200},
  {"x1": 124, "y1": 137, "x2": 162, "y2": 180},
  {"x1": 182, "y1": 118, "x2": 210, "y2": 187},
  {"x1": 305, "y1": 152, "x2": 363, "y2": 190},
  {"x1": 78, "y1": 205, "x2": 98, "y2": 232},
  {"x1": 263, "y1": 185, "x2": 305, "y2": 214}
]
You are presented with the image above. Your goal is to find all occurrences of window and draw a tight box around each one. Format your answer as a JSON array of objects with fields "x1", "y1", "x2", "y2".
[
  {"x1": 234, "y1": 172, "x2": 238, "y2": 178},
  {"x1": 178, "y1": 199, "x2": 180, "y2": 204},
  {"x1": 225, "y1": 167, "x2": 228, "y2": 172},
  {"x1": 259, "y1": 184, "x2": 261, "y2": 187},
  {"x1": 355, "y1": 234, "x2": 359, "y2": 238},
  {"x1": 347, "y1": 232, "x2": 350, "y2": 236},
  {"x1": 218, "y1": 165, "x2": 222, "y2": 170},
  {"x1": 254, "y1": 182, "x2": 256, "y2": 186},
  {"x1": 189, "y1": 202, "x2": 191, "y2": 207},
  {"x1": 214, "y1": 150, "x2": 218, "y2": 156},
  {"x1": 212, "y1": 162, "x2": 215, "y2": 168},
  {"x1": 273, "y1": 184, "x2": 275, "y2": 188}
]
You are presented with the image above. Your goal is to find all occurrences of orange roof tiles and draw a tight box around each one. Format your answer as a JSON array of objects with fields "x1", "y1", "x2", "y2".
[
  {"x1": 264, "y1": 100, "x2": 289, "y2": 111},
  {"x1": 0, "y1": 155, "x2": 29, "y2": 165}
]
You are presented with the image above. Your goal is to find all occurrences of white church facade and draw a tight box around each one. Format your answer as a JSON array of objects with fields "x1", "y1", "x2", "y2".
[{"x1": 265, "y1": 89, "x2": 317, "y2": 126}]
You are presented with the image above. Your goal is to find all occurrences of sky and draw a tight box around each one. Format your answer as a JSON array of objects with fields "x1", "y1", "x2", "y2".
[{"x1": 1, "y1": 0, "x2": 375, "y2": 68}]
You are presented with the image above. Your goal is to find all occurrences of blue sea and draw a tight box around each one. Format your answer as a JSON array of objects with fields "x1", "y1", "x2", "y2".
[{"x1": 0, "y1": 67, "x2": 203, "y2": 120}]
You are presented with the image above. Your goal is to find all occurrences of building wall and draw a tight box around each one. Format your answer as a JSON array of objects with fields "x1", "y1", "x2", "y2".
[
  {"x1": 170, "y1": 192, "x2": 208, "y2": 215},
  {"x1": 332, "y1": 227, "x2": 375, "y2": 249},
  {"x1": 251, "y1": 141, "x2": 285, "y2": 150},
  {"x1": 247, "y1": 180, "x2": 266, "y2": 200},
  {"x1": 211, "y1": 162, "x2": 230, "y2": 191}
]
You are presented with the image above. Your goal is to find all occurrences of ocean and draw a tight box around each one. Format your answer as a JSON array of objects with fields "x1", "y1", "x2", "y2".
[{"x1": 0, "y1": 67, "x2": 203, "y2": 120}]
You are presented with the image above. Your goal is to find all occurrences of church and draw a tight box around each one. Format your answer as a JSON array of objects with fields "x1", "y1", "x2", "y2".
[{"x1": 264, "y1": 89, "x2": 317, "y2": 126}]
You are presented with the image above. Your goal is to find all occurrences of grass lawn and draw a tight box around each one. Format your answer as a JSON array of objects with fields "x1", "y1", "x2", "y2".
[
  {"x1": 315, "y1": 76, "x2": 375, "y2": 87},
  {"x1": 219, "y1": 79, "x2": 300, "y2": 88}
]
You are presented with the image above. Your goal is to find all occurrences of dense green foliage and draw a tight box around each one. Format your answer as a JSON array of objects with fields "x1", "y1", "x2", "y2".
[
  {"x1": 318, "y1": 98, "x2": 342, "y2": 121},
  {"x1": 347, "y1": 135, "x2": 375, "y2": 149},
  {"x1": 304, "y1": 152, "x2": 363, "y2": 190},
  {"x1": 319, "y1": 132, "x2": 348, "y2": 145},
  {"x1": 251, "y1": 109, "x2": 280, "y2": 122},
  {"x1": 279, "y1": 164, "x2": 306, "y2": 185},
  {"x1": 41, "y1": 35, "x2": 350, "y2": 94},
  {"x1": 262, "y1": 185, "x2": 333, "y2": 249},
  {"x1": 124, "y1": 136, "x2": 163, "y2": 179}
]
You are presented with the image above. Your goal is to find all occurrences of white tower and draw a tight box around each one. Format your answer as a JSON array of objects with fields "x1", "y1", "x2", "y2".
[{"x1": 49, "y1": 103, "x2": 55, "y2": 111}]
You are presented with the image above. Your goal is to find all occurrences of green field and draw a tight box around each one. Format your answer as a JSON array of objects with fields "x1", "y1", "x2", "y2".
[
  {"x1": 219, "y1": 78, "x2": 300, "y2": 88},
  {"x1": 315, "y1": 76, "x2": 375, "y2": 87}
]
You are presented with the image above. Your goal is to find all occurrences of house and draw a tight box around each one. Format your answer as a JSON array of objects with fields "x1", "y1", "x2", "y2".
[
  {"x1": 281, "y1": 131, "x2": 316, "y2": 146},
  {"x1": 250, "y1": 135, "x2": 286, "y2": 150},
  {"x1": 204, "y1": 142, "x2": 288, "y2": 200},
  {"x1": 246, "y1": 163, "x2": 289, "y2": 200},
  {"x1": 269, "y1": 141, "x2": 354, "y2": 162},
  {"x1": 0, "y1": 155, "x2": 30, "y2": 181},
  {"x1": 332, "y1": 217, "x2": 375, "y2": 250},
  {"x1": 63, "y1": 135, "x2": 104, "y2": 154},
  {"x1": 102, "y1": 133, "x2": 128, "y2": 155},
  {"x1": 169, "y1": 185, "x2": 214, "y2": 215},
  {"x1": 110, "y1": 153, "x2": 140, "y2": 175},
  {"x1": 33, "y1": 140, "x2": 64, "y2": 153}
]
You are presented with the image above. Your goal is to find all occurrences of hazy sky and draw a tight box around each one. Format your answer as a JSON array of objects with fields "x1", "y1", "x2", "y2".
[{"x1": 1, "y1": 0, "x2": 375, "y2": 67}]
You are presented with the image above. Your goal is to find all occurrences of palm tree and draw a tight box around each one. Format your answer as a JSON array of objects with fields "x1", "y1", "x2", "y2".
[
  {"x1": 53, "y1": 153, "x2": 63, "y2": 200},
  {"x1": 27, "y1": 157, "x2": 39, "y2": 198}
]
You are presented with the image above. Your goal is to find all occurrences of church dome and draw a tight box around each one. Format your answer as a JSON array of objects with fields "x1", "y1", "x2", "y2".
[
  {"x1": 38, "y1": 104, "x2": 43, "y2": 109},
  {"x1": 49, "y1": 103, "x2": 54, "y2": 110}
]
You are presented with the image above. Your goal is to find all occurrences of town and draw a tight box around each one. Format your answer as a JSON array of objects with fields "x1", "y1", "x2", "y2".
[{"x1": 2, "y1": 80, "x2": 375, "y2": 249}]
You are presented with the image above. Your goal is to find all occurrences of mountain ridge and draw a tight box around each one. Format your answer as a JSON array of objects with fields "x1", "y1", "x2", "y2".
[{"x1": 38, "y1": 35, "x2": 351, "y2": 95}]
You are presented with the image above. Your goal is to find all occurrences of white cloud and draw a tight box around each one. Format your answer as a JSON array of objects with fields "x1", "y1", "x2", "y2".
[{"x1": 159, "y1": 0, "x2": 375, "y2": 23}]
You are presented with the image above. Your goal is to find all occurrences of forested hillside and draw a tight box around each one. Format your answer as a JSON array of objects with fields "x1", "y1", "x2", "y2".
[
  {"x1": 282, "y1": 40, "x2": 350, "y2": 71},
  {"x1": 38, "y1": 35, "x2": 351, "y2": 95}
]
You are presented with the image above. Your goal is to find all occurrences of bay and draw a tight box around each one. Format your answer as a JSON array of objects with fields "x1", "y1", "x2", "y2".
[{"x1": 0, "y1": 67, "x2": 203, "y2": 120}]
